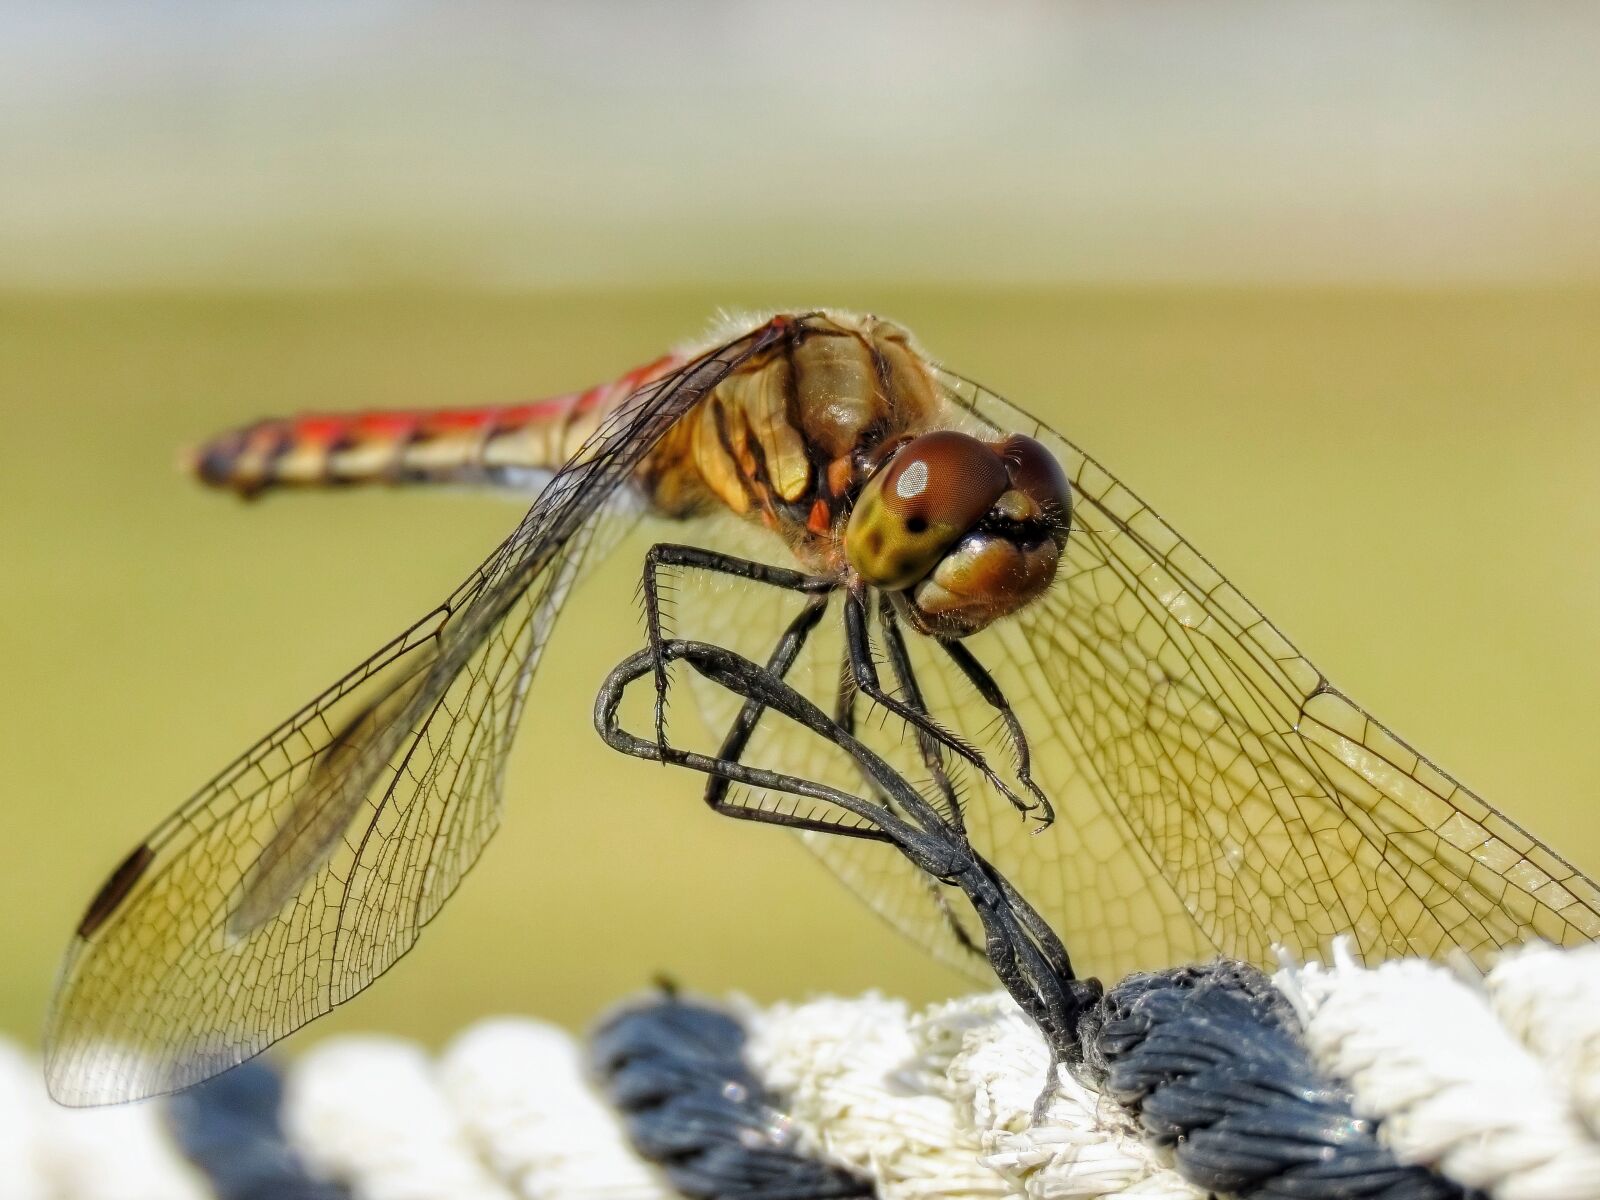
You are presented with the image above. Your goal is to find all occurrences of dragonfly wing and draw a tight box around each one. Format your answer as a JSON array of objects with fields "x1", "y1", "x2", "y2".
[
  {"x1": 921, "y1": 366, "x2": 1600, "y2": 974},
  {"x1": 44, "y1": 323, "x2": 782, "y2": 1105},
  {"x1": 44, "y1": 524, "x2": 596, "y2": 1106},
  {"x1": 649, "y1": 360, "x2": 1600, "y2": 981}
]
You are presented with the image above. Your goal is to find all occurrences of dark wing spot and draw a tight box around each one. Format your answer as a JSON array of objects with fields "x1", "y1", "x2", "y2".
[{"x1": 76, "y1": 843, "x2": 156, "y2": 938}]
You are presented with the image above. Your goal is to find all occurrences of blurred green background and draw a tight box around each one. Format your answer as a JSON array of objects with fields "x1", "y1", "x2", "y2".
[{"x1": 4, "y1": 4, "x2": 1599, "y2": 1055}]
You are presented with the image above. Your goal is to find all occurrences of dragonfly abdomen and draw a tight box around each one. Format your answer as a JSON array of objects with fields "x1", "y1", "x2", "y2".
[{"x1": 190, "y1": 355, "x2": 683, "y2": 498}]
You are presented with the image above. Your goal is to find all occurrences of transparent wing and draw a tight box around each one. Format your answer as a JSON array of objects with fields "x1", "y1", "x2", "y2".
[
  {"x1": 44, "y1": 323, "x2": 782, "y2": 1105},
  {"x1": 667, "y1": 368, "x2": 1600, "y2": 982},
  {"x1": 911, "y1": 366, "x2": 1600, "y2": 975}
]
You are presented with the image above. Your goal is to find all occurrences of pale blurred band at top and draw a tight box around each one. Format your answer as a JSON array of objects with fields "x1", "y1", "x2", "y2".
[{"x1": 3, "y1": 0, "x2": 1599, "y2": 291}]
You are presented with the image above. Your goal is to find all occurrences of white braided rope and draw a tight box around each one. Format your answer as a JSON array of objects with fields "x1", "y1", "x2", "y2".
[
  {"x1": 1486, "y1": 944, "x2": 1600, "y2": 1140},
  {"x1": 1277, "y1": 939, "x2": 1600, "y2": 1199},
  {"x1": 744, "y1": 992, "x2": 1199, "y2": 1199},
  {"x1": 439, "y1": 1017, "x2": 671, "y2": 1200},
  {"x1": 285, "y1": 1036, "x2": 519, "y2": 1200},
  {"x1": 7, "y1": 942, "x2": 1599, "y2": 1199},
  {"x1": 0, "y1": 1040, "x2": 207, "y2": 1200}
]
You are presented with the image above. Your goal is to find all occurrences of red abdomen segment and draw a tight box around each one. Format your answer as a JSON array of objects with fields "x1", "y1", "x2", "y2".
[{"x1": 191, "y1": 355, "x2": 683, "y2": 498}]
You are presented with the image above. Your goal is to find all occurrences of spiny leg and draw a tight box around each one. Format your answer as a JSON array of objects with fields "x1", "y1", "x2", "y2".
[
  {"x1": 851, "y1": 620, "x2": 985, "y2": 966},
  {"x1": 597, "y1": 640, "x2": 920, "y2": 849},
  {"x1": 691, "y1": 593, "x2": 998, "y2": 934},
  {"x1": 994, "y1": 868, "x2": 1073, "y2": 983},
  {"x1": 833, "y1": 647, "x2": 860, "y2": 737},
  {"x1": 892, "y1": 647, "x2": 1066, "y2": 967},
  {"x1": 875, "y1": 598, "x2": 964, "y2": 832},
  {"x1": 700, "y1": 593, "x2": 881, "y2": 836},
  {"x1": 640, "y1": 542, "x2": 833, "y2": 751},
  {"x1": 877, "y1": 599, "x2": 1064, "y2": 965},
  {"x1": 936, "y1": 636, "x2": 1055, "y2": 826},
  {"x1": 883, "y1": 617, "x2": 1066, "y2": 968},
  {"x1": 843, "y1": 587, "x2": 1032, "y2": 816}
]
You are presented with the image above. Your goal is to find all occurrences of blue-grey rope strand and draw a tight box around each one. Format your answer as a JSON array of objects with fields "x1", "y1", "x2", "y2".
[
  {"x1": 590, "y1": 992, "x2": 874, "y2": 1200},
  {"x1": 166, "y1": 1058, "x2": 348, "y2": 1200},
  {"x1": 1077, "y1": 961, "x2": 1477, "y2": 1200}
]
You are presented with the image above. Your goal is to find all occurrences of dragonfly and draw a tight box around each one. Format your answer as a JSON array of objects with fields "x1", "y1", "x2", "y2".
[{"x1": 45, "y1": 310, "x2": 1600, "y2": 1106}]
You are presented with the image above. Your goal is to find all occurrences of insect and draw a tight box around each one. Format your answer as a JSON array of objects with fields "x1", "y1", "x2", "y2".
[{"x1": 45, "y1": 310, "x2": 1600, "y2": 1105}]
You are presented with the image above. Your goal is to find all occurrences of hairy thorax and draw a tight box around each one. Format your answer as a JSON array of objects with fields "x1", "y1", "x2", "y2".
[{"x1": 637, "y1": 312, "x2": 943, "y2": 576}]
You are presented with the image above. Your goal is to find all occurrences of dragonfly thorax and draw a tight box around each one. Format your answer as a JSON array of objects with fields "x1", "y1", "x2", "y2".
[{"x1": 638, "y1": 312, "x2": 944, "y2": 567}]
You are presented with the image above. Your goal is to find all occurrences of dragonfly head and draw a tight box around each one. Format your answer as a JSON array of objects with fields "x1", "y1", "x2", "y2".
[{"x1": 845, "y1": 430, "x2": 1070, "y2": 637}]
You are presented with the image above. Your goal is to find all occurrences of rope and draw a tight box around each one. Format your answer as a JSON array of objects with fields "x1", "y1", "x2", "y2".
[
  {"x1": 285, "y1": 1036, "x2": 518, "y2": 1200},
  {"x1": 591, "y1": 991, "x2": 873, "y2": 1200},
  {"x1": 8, "y1": 942, "x2": 1598, "y2": 1199},
  {"x1": 1485, "y1": 944, "x2": 1600, "y2": 1140},
  {"x1": 441, "y1": 1016, "x2": 672, "y2": 1200},
  {"x1": 746, "y1": 990, "x2": 1199, "y2": 1199},
  {"x1": 1083, "y1": 962, "x2": 1465, "y2": 1199},
  {"x1": 167, "y1": 1059, "x2": 346, "y2": 1200},
  {"x1": 0, "y1": 1039, "x2": 208, "y2": 1199},
  {"x1": 1279, "y1": 941, "x2": 1600, "y2": 1198}
]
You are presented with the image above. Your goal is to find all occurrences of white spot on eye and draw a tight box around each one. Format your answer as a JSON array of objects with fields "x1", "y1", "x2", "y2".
[{"x1": 895, "y1": 460, "x2": 929, "y2": 499}]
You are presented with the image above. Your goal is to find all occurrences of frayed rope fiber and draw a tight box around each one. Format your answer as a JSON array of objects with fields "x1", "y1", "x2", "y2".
[{"x1": 7, "y1": 941, "x2": 1598, "y2": 1199}]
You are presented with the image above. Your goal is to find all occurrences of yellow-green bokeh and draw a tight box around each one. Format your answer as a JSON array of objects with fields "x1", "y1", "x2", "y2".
[{"x1": 4, "y1": 288, "x2": 1598, "y2": 1054}]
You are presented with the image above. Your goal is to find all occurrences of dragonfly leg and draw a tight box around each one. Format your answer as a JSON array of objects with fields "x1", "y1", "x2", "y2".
[
  {"x1": 973, "y1": 865, "x2": 1088, "y2": 1062},
  {"x1": 597, "y1": 640, "x2": 923, "y2": 845},
  {"x1": 700, "y1": 594, "x2": 886, "y2": 835},
  {"x1": 598, "y1": 639, "x2": 999, "y2": 882},
  {"x1": 877, "y1": 604, "x2": 1072, "y2": 969},
  {"x1": 596, "y1": 637, "x2": 1099, "y2": 1063},
  {"x1": 679, "y1": 606, "x2": 1069, "y2": 1002},
  {"x1": 934, "y1": 637, "x2": 1055, "y2": 827},
  {"x1": 843, "y1": 587, "x2": 1033, "y2": 816},
  {"x1": 835, "y1": 630, "x2": 987, "y2": 963},
  {"x1": 639, "y1": 543, "x2": 834, "y2": 753},
  {"x1": 875, "y1": 599, "x2": 965, "y2": 831}
]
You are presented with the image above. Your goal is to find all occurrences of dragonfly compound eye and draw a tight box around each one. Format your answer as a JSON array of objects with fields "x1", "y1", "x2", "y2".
[
  {"x1": 846, "y1": 431, "x2": 1009, "y2": 591},
  {"x1": 846, "y1": 431, "x2": 1073, "y2": 635},
  {"x1": 857, "y1": 428, "x2": 1068, "y2": 640},
  {"x1": 996, "y1": 434, "x2": 1072, "y2": 533}
]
